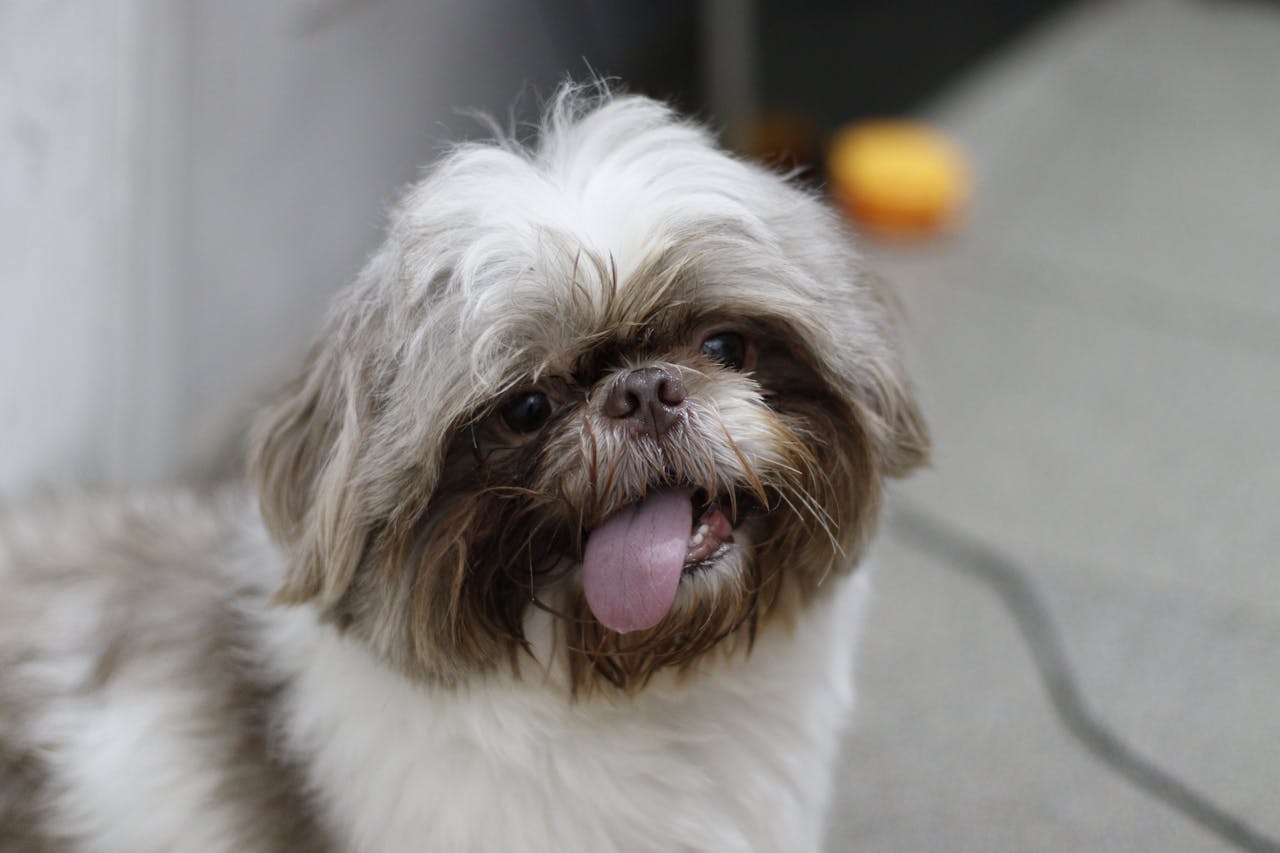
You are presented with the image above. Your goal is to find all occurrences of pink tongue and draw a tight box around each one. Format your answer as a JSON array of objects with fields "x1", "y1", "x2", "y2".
[{"x1": 582, "y1": 488, "x2": 693, "y2": 634}]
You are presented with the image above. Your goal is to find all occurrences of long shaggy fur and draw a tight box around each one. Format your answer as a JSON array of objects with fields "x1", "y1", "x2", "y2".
[{"x1": 0, "y1": 84, "x2": 926, "y2": 852}]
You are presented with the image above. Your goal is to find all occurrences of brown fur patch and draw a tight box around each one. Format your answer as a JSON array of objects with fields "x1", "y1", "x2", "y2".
[{"x1": 0, "y1": 686, "x2": 64, "y2": 852}]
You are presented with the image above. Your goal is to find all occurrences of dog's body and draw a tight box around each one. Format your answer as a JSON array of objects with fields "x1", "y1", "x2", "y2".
[
  {"x1": 0, "y1": 87, "x2": 925, "y2": 852},
  {"x1": 1, "y1": 493, "x2": 865, "y2": 852}
]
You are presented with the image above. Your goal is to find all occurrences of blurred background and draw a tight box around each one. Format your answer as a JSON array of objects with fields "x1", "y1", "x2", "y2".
[{"x1": 2, "y1": 0, "x2": 1277, "y2": 849}]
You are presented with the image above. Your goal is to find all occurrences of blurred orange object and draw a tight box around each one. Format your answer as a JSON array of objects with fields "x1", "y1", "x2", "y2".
[{"x1": 827, "y1": 120, "x2": 971, "y2": 238}]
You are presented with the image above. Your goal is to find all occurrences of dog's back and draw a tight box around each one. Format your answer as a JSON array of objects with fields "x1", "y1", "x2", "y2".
[{"x1": 0, "y1": 493, "x2": 330, "y2": 852}]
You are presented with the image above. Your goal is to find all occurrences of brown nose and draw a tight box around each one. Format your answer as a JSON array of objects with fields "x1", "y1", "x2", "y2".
[{"x1": 603, "y1": 366, "x2": 687, "y2": 438}]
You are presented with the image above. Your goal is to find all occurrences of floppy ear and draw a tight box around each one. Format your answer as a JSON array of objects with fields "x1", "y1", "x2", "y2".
[
  {"x1": 850, "y1": 273, "x2": 931, "y2": 478},
  {"x1": 249, "y1": 337, "x2": 372, "y2": 607},
  {"x1": 854, "y1": 355, "x2": 930, "y2": 478}
]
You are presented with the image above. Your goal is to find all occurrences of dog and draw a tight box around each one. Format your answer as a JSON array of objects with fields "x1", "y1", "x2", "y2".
[{"x1": 0, "y1": 85, "x2": 927, "y2": 852}]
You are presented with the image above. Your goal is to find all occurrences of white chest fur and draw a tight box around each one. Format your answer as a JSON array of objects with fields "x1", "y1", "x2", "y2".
[{"x1": 266, "y1": 572, "x2": 869, "y2": 853}]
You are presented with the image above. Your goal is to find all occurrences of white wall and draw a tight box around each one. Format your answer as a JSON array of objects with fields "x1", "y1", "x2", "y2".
[
  {"x1": 0, "y1": 2, "x2": 158, "y2": 492},
  {"x1": 1, "y1": 0, "x2": 619, "y2": 496}
]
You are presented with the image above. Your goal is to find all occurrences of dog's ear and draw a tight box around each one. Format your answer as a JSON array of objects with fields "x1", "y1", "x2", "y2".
[
  {"x1": 249, "y1": 327, "x2": 377, "y2": 607},
  {"x1": 853, "y1": 355, "x2": 930, "y2": 478},
  {"x1": 846, "y1": 273, "x2": 931, "y2": 479}
]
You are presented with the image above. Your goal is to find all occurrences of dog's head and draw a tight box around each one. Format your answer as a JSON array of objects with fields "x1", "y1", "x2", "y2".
[{"x1": 250, "y1": 87, "x2": 928, "y2": 692}]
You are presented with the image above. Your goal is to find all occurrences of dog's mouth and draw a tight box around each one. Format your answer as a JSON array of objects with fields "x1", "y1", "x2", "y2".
[
  {"x1": 684, "y1": 487, "x2": 744, "y2": 568},
  {"x1": 580, "y1": 486, "x2": 757, "y2": 635}
]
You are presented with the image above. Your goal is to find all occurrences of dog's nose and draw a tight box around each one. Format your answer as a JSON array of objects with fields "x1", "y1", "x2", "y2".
[{"x1": 603, "y1": 366, "x2": 687, "y2": 438}]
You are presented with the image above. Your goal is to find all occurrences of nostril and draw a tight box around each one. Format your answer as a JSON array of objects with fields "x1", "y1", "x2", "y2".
[
  {"x1": 657, "y1": 374, "x2": 686, "y2": 407},
  {"x1": 604, "y1": 377, "x2": 642, "y2": 419}
]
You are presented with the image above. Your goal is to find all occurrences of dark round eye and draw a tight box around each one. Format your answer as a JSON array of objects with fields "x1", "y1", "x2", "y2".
[
  {"x1": 699, "y1": 332, "x2": 748, "y2": 371},
  {"x1": 501, "y1": 391, "x2": 553, "y2": 434}
]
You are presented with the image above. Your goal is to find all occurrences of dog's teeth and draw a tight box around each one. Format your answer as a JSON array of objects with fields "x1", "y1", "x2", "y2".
[
  {"x1": 690, "y1": 533, "x2": 704, "y2": 546},
  {"x1": 697, "y1": 524, "x2": 710, "y2": 536}
]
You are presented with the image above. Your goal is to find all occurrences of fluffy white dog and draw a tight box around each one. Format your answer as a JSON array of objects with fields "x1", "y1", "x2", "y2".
[{"x1": 0, "y1": 85, "x2": 927, "y2": 852}]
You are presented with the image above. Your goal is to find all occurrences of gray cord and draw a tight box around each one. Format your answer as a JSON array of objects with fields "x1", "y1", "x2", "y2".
[{"x1": 889, "y1": 502, "x2": 1280, "y2": 853}]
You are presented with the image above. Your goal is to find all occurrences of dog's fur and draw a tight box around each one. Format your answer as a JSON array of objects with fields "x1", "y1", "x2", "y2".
[{"x1": 0, "y1": 86, "x2": 926, "y2": 852}]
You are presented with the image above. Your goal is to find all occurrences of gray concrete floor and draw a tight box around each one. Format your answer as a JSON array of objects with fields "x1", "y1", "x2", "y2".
[{"x1": 826, "y1": 1, "x2": 1280, "y2": 850}]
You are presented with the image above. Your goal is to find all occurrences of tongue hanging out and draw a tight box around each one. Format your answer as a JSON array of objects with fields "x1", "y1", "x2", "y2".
[{"x1": 582, "y1": 488, "x2": 693, "y2": 633}]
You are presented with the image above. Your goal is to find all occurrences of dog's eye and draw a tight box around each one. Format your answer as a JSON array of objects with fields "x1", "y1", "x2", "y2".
[
  {"x1": 699, "y1": 332, "x2": 748, "y2": 371},
  {"x1": 501, "y1": 391, "x2": 553, "y2": 434}
]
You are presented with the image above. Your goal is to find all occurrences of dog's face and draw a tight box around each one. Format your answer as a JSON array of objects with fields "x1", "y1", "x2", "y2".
[{"x1": 250, "y1": 90, "x2": 927, "y2": 692}]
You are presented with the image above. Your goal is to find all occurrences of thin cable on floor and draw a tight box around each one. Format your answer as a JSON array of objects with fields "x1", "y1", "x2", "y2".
[{"x1": 888, "y1": 502, "x2": 1280, "y2": 853}]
